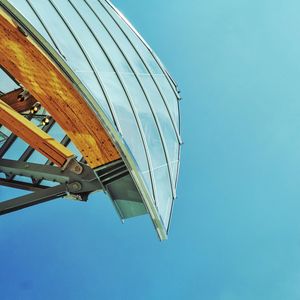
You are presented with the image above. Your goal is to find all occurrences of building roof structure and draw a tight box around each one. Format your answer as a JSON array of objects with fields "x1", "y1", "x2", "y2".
[{"x1": 0, "y1": 0, "x2": 181, "y2": 240}]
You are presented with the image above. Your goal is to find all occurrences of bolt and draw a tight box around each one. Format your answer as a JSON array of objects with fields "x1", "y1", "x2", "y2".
[
  {"x1": 74, "y1": 165, "x2": 82, "y2": 174},
  {"x1": 71, "y1": 182, "x2": 81, "y2": 192}
]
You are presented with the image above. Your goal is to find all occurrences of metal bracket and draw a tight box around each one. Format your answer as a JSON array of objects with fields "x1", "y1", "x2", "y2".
[
  {"x1": 0, "y1": 158, "x2": 102, "y2": 215},
  {"x1": 0, "y1": 158, "x2": 129, "y2": 216}
]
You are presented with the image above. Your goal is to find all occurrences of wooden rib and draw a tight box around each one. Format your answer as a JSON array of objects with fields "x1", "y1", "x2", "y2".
[
  {"x1": 0, "y1": 12, "x2": 120, "y2": 168},
  {"x1": 0, "y1": 100, "x2": 74, "y2": 167},
  {"x1": 0, "y1": 87, "x2": 37, "y2": 113}
]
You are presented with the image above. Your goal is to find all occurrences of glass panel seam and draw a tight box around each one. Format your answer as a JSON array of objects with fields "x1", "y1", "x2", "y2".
[
  {"x1": 48, "y1": 0, "x2": 122, "y2": 133},
  {"x1": 98, "y1": 0, "x2": 182, "y2": 144},
  {"x1": 68, "y1": 0, "x2": 157, "y2": 201},
  {"x1": 26, "y1": 0, "x2": 66, "y2": 60},
  {"x1": 82, "y1": 0, "x2": 176, "y2": 197},
  {"x1": 103, "y1": 0, "x2": 180, "y2": 98}
]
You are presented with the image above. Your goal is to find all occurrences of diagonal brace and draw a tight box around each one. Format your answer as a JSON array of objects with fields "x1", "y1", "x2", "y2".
[
  {"x1": 0, "y1": 159, "x2": 103, "y2": 215},
  {"x1": 0, "y1": 184, "x2": 67, "y2": 215}
]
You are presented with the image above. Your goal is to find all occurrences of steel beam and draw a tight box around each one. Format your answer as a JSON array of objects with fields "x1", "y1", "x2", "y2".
[
  {"x1": 0, "y1": 158, "x2": 99, "y2": 186},
  {"x1": 0, "y1": 184, "x2": 67, "y2": 215},
  {"x1": 95, "y1": 159, "x2": 129, "y2": 186},
  {"x1": 0, "y1": 158, "x2": 103, "y2": 215},
  {"x1": 0, "y1": 178, "x2": 48, "y2": 192},
  {"x1": 0, "y1": 158, "x2": 129, "y2": 216}
]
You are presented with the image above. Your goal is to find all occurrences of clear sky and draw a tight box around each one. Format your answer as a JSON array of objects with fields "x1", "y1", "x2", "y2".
[{"x1": 1, "y1": 0, "x2": 300, "y2": 299}]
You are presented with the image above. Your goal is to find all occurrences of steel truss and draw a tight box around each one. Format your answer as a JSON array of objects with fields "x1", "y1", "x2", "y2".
[{"x1": 0, "y1": 158, "x2": 127, "y2": 215}]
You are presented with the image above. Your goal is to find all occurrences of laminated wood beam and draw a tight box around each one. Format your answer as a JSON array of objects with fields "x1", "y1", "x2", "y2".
[
  {"x1": 0, "y1": 100, "x2": 74, "y2": 167},
  {"x1": 0, "y1": 11, "x2": 120, "y2": 168},
  {"x1": 0, "y1": 87, "x2": 37, "y2": 113}
]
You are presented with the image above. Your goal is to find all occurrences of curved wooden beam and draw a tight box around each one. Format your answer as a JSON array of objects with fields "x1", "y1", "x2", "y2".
[{"x1": 0, "y1": 11, "x2": 120, "y2": 168}]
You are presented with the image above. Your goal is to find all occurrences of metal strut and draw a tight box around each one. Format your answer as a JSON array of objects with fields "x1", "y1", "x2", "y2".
[
  {"x1": 0, "y1": 184, "x2": 68, "y2": 215},
  {"x1": 0, "y1": 158, "x2": 103, "y2": 215}
]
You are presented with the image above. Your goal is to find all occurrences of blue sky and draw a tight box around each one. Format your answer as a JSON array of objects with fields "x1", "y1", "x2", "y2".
[{"x1": 2, "y1": 0, "x2": 300, "y2": 299}]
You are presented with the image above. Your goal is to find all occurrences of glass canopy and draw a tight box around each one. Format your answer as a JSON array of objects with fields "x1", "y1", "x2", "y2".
[{"x1": 0, "y1": 0, "x2": 181, "y2": 239}]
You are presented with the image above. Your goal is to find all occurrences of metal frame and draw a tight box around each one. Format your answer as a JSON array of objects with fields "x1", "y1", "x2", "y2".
[
  {"x1": 0, "y1": 157, "x2": 128, "y2": 215},
  {"x1": 48, "y1": 0, "x2": 157, "y2": 202},
  {"x1": 0, "y1": 0, "x2": 179, "y2": 239},
  {"x1": 72, "y1": 0, "x2": 176, "y2": 198}
]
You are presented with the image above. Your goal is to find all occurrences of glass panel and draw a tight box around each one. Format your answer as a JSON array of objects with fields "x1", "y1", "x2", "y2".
[
  {"x1": 153, "y1": 165, "x2": 173, "y2": 229},
  {"x1": 170, "y1": 160, "x2": 180, "y2": 191},
  {"x1": 98, "y1": 0, "x2": 180, "y2": 132},
  {"x1": 154, "y1": 74, "x2": 180, "y2": 129},
  {"x1": 138, "y1": 74, "x2": 179, "y2": 186},
  {"x1": 122, "y1": 73, "x2": 166, "y2": 169},
  {"x1": 4, "y1": 0, "x2": 181, "y2": 232},
  {"x1": 51, "y1": 0, "x2": 115, "y2": 73},
  {"x1": 86, "y1": 0, "x2": 148, "y2": 75},
  {"x1": 99, "y1": 0, "x2": 163, "y2": 75},
  {"x1": 74, "y1": 71, "x2": 114, "y2": 123},
  {"x1": 86, "y1": 0, "x2": 180, "y2": 133},
  {"x1": 100, "y1": 71, "x2": 152, "y2": 194},
  {"x1": 29, "y1": 0, "x2": 92, "y2": 73},
  {"x1": 29, "y1": 0, "x2": 115, "y2": 124},
  {"x1": 8, "y1": 0, "x2": 58, "y2": 52},
  {"x1": 71, "y1": 0, "x2": 132, "y2": 74}
]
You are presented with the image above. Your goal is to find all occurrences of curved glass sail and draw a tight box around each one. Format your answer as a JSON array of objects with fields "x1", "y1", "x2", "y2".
[{"x1": 1, "y1": 0, "x2": 181, "y2": 238}]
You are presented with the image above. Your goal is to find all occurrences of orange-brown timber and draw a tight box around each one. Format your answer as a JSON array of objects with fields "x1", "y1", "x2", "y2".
[
  {"x1": 0, "y1": 87, "x2": 37, "y2": 113},
  {"x1": 0, "y1": 100, "x2": 74, "y2": 167},
  {"x1": 0, "y1": 13, "x2": 120, "y2": 168}
]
